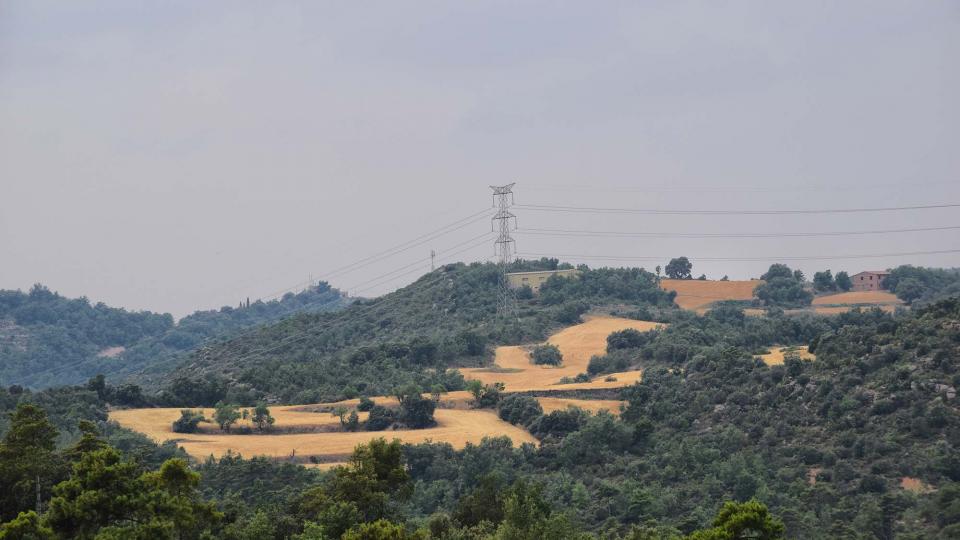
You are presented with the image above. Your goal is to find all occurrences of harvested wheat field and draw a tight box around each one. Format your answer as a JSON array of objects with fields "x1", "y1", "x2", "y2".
[
  {"x1": 461, "y1": 316, "x2": 662, "y2": 392},
  {"x1": 536, "y1": 398, "x2": 623, "y2": 415},
  {"x1": 660, "y1": 279, "x2": 759, "y2": 311},
  {"x1": 758, "y1": 345, "x2": 816, "y2": 366},
  {"x1": 812, "y1": 305, "x2": 897, "y2": 315},
  {"x1": 812, "y1": 291, "x2": 902, "y2": 306},
  {"x1": 110, "y1": 407, "x2": 535, "y2": 462}
]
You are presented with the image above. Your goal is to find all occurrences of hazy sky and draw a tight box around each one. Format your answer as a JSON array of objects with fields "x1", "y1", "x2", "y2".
[{"x1": 2, "y1": 1, "x2": 959, "y2": 317}]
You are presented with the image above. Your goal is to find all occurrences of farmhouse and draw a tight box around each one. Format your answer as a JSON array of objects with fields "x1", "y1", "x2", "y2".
[
  {"x1": 506, "y1": 269, "x2": 578, "y2": 293},
  {"x1": 850, "y1": 270, "x2": 890, "y2": 292}
]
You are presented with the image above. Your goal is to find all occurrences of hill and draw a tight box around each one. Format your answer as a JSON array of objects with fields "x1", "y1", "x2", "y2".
[
  {"x1": 0, "y1": 282, "x2": 348, "y2": 388},
  {"x1": 153, "y1": 260, "x2": 676, "y2": 404}
]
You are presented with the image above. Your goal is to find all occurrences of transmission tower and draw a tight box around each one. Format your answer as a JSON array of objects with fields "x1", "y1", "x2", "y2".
[{"x1": 490, "y1": 183, "x2": 518, "y2": 317}]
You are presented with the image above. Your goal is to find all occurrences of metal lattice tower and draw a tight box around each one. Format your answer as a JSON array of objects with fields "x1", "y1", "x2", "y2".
[{"x1": 490, "y1": 183, "x2": 517, "y2": 317}]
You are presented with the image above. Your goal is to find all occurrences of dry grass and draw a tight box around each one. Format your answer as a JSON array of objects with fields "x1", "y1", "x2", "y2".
[
  {"x1": 812, "y1": 291, "x2": 901, "y2": 306},
  {"x1": 536, "y1": 398, "x2": 623, "y2": 415},
  {"x1": 113, "y1": 316, "x2": 662, "y2": 463},
  {"x1": 660, "y1": 279, "x2": 759, "y2": 310},
  {"x1": 811, "y1": 305, "x2": 897, "y2": 315},
  {"x1": 460, "y1": 316, "x2": 661, "y2": 392},
  {"x1": 110, "y1": 408, "x2": 535, "y2": 461},
  {"x1": 757, "y1": 345, "x2": 816, "y2": 366},
  {"x1": 900, "y1": 477, "x2": 934, "y2": 494}
]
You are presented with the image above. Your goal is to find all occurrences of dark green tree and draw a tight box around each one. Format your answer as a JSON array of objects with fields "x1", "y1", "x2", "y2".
[
  {"x1": 0, "y1": 404, "x2": 60, "y2": 522},
  {"x1": 665, "y1": 257, "x2": 693, "y2": 280}
]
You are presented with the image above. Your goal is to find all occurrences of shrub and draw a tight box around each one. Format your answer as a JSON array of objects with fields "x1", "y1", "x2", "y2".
[
  {"x1": 357, "y1": 397, "x2": 375, "y2": 412},
  {"x1": 498, "y1": 395, "x2": 543, "y2": 426},
  {"x1": 555, "y1": 302, "x2": 588, "y2": 324},
  {"x1": 365, "y1": 406, "x2": 396, "y2": 431},
  {"x1": 398, "y1": 393, "x2": 436, "y2": 429},
  {"x1": 172, "y1": 409, "x2": 205, "y2": 433},
  {"x1": 531, "y1": 344, "x2": 563, "y2": 366}
]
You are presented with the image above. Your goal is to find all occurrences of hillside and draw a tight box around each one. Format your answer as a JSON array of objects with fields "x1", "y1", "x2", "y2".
[
  {"x1": 154, "y1": 261, "x2": 676, "y2": 404},
  {"x1": 0, "y1": 282, "x2": 348, "y2": 388}
]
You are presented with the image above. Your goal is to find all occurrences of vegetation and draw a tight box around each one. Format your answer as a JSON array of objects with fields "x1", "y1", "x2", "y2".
[
  {"x1": 172, "y1": 409, "x2": 206, "y2": 433},
  {"x1": 0, "y1": 283, "x2": 347, "y2": 389},
  {"x1": 665, "y1": 257, "x2": 693, "y2": 280},
  {"x1": 884, "y1": 265, "x2": 960, "y2": 305},
  {"x1": 530, "y1": 343, "x2": 563, "y2": 366},
  {"x1": 4, "y1": 260, "x2": 960, "y2": 537},
  {"x1": 754, "y1": 263, "x2": 813, "y2": 307},
  {"x1": 156, "y1": 261, "x2": 673, "y2": 405}
]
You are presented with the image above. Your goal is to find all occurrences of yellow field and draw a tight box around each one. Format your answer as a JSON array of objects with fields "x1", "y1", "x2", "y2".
[
  {"x1": 536, "y1": 398, "x2": 623, "y2": 414},
  {"x1": 461, "y1": 316, "x2": 661, "y2": 392},
  {"x1": 811, "y1": 290, "x2": 901, "y2": 306},
  {"x1": 660, "y1": 279, "x2": 759, "y2": 311},
  {"x1": 757, "y1": 345, "x2": 816, "y2": 366},
  {"x1": 109, "y1": 408, "x2": 536, "y2": 462},
  {"x1": 112, "y1": 315, "x2": 658, "y2": 464}
]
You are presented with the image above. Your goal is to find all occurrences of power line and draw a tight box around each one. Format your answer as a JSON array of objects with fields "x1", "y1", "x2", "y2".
[
  {"x1": 516, "y1": 248, "x2": 960, "y2": 262},
  {"x1": 514, "y1": 202, "x2": 960, "y2": 216},
  {"x1": 256, "y1": 208, "x2": 494, "y2": 301},
  {"x1": 522, "y1": 180, "x2": 955, "y2": 194},
  {"x1": 514, "y1": 224, "x2": 960, "y2": 239}
]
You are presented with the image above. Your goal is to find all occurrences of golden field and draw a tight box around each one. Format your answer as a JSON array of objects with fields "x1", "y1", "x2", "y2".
[
  {"x1": 110, "y1": 315, "x2": 654, "y2": 465},
  {"x1": 757, "y1": 345, "x2": 816, "y2": 366},
  {"x1": 660, "y1": 279, "x2": 759, "y2": 311}
]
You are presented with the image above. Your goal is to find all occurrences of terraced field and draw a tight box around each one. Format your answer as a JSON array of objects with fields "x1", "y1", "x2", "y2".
[
  {"x1": 461, "y1": 316, "x2": 661, "y2": 391},
  {"x1": 660, "y1": 279, "x2": 759, "y2": 311},
  {"x1": 111, "y1": 315, "x2": 653, "y2": 465}
]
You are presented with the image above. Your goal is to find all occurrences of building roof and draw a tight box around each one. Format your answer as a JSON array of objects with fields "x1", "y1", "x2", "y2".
[{"x1": 852, "y1": 270, "x2": 890, "y2": 276}]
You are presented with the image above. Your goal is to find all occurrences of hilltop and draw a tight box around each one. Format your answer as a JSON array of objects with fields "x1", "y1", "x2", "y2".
[
  {"x1": 0, "y1": 282, "x2": 348, "y2": 389},
  {"x1": 152, "y1": 260, "x2": 676, "y2": 404}
]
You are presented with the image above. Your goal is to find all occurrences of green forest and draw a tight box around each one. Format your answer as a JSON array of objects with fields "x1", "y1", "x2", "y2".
[
  {"x1": 1, "y1": 261, "x2": 959, "y2": 538},
  {"x1": 0, "y1": 283, "x2": 348, "y2": 389}
]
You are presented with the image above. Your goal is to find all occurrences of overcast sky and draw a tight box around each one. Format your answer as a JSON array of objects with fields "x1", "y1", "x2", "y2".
[{"x1": 2, "y1": 1, "x2": 959, "y2": 318}]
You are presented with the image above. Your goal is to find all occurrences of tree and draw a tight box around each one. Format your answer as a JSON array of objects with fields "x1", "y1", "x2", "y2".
[
  {"x1": 214, "y1": 402, "x2": 241, "y2": 433},
  {"x1": 0, "y1": 404, "x2": 60, "y2": 522},
  {"x1": 466, "y1": 381, "x2": 505, "y2": 408},
  {"x1": 327, "y1": 439, "x2": 410, "y2": 522},
  {"x1": 365, "y1": 406, "x2": 396, "y2": 431},
  {"x1": 397, "y1": 393, "x2": 436, "y2": 429},
  {"x1": 685, "y1": 500, "x2": 785, "y2": 540},
  {"x1": 0, "y1": 511, "x2": 53, "y2": 540},
  {"x1": 430, "y1": 385, "x2": 446, "y2": 402},
  {"x1": 172, "y1": 410, "x2": 206, "y2": 434},
  {"x1": 665, "y1": 257, "x2": 693, "y2": 280},
  {"x1": 835, "y1": 271, "x2": 852, "y2": 291},
  {"x1": 342, "y1": 519, "x2": 410, "y2": 540},
  {"x1": 531, "y1": 344, "x2": 563, "y2": 366},
  {"x1": 45, "y1": 449, "x2": 221, "y2": 539},
  {"x1": 251, "y1": 403, "x2": 275, "y2": 432},
  {"x1": 895, "y1": 277, "x2": 926, "y2": 304},
  {"x1": 760, "y1": 264, "x2": 793, "y2": 281},
  {"x1": 357, "y1": 397, "x2": 375, "y2": 412},
  {"x1": 813, "y1": 270, "x2": 836, "y2": 292},
  {"x1": 332, "y1": 406, "x2": 350, "y2": 429}
]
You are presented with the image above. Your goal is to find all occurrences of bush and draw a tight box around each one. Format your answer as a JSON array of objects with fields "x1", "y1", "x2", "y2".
[
  {"x1": 398, "y1": 394, "x2": 436, "y2": 429},
  {"x1": 606, "y1": 328, "x2": 656, "y2": 350},
  {"x1": 555, "y1": 302, "x2": 588, "y2": 324},
  {"x1": 498, "y1": 395, "x2": 543, "y2": 426},
  {"x1": 587, "y1": 350, "x2": 633, "y2": 375},
  {"x1": 172, "y1": 409, "x2": 205, "y2": 433},
  {"x1": 365, "y1": 406, "x2": 396, "y2": 431},
  {"x1": 531, "y1": 344, "x2": 563, "y2": 366},
  {"x1": 357, "y1": 397, "x2": 375, "y2": 412}
]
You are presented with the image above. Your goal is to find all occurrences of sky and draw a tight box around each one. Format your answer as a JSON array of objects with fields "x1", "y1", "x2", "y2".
[{"x1": 1, "y1": 1, "x2": 959, "y2": 318}]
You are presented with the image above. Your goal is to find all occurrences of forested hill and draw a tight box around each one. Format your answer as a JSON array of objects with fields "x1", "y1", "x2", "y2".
[
  {"x1": 155, "y1": 260, "x2": 676, "y2": 404},
  {"x1": 0, "y1": 283, "x2": 348, "y2": 389}
]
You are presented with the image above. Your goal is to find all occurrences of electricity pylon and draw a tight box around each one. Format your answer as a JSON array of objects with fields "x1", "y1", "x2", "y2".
[{"x1": 490, "y1": 183, "x2": 518, "y2": 318}]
